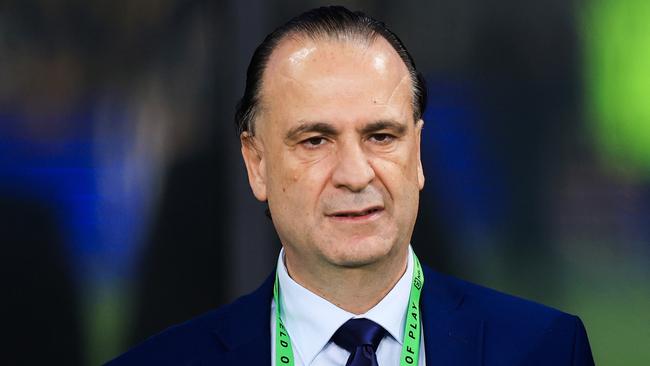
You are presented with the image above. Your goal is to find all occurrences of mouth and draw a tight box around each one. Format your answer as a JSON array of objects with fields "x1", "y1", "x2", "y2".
[{"x1": 327, "y1": 206, "x2": 384, "y2": 221}]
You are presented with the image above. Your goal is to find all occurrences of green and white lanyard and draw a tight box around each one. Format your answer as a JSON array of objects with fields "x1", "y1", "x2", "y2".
[{"x1": 274, "y1": 253, "x2": 425, "y2": 365}]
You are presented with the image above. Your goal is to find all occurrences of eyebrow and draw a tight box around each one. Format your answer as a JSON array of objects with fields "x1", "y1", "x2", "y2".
[
  {"x1": 283, "y1": 119, "x2": 408, "y2": 142},
  {"x1": 284, "y1": 122, "x2": 339, "y2": 142},
  {"x1": 359, "y1": 120, "x2": 407, "y2": 136}
]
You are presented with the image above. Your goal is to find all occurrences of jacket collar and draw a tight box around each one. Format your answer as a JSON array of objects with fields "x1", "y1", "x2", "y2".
[{"x1": 211, "y1": 265, "x2": 484, "y2": 365}]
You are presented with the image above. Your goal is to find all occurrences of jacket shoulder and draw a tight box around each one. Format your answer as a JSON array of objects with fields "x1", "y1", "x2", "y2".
[
  {"x1": 104, "y1": 282, "x2": 272, "y2": 366},
  {"x1": 104, "y1": 305, "x2": 228, "y2": 366},
  {"x1": 443, "y1": 271, "x2": 574, "y2": 327},
  {"x1": 425, "y1": 267, "x2": 594, "y2": 364}
]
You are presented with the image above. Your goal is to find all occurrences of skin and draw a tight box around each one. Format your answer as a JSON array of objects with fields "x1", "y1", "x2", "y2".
[{"x1": 241, "y1": 35, "x2": 424, "y2": 314}]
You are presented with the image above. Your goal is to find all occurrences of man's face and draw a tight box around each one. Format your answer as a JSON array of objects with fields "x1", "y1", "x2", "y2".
[{"x1": 241, "y1": 36, "x2": 424, "y2": 272}]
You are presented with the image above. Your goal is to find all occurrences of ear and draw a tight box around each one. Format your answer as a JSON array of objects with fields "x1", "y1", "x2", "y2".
[
  {"x1": 415, "y1": 119, "x2": 425, "y2": 190},
  {"x1": 240, "y1": 132, "x2": 268, "y2": 201}
]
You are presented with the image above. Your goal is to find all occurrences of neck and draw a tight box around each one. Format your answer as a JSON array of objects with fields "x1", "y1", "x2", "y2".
[{"x1": 283, "y1": 248, "x2": 409, "y2": 314}]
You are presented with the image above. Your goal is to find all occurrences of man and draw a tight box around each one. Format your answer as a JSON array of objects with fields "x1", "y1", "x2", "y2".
[{"x1": 107, "y1": 6, "x2": 594, "y2": 365}]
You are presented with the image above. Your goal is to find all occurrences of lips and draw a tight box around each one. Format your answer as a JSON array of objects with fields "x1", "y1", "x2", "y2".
[{"x1": 327, "y1": 206, "x2": 384, "y2": 218}]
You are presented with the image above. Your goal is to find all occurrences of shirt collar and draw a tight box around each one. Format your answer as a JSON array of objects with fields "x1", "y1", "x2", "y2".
[{"x1": 276, "y1": 246, "x2": 415, "y2": 365}]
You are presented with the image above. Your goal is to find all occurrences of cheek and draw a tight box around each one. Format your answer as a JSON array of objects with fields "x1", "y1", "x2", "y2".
[
  {"x1": 266, "y1": 160, "x2": 296, "y2": 197},
  {"x1": 369, "y1": 149, "x2": 422, "y2": 206},
  {"x1": 371, "y1": 148, "x2": 418, "y2": 180},
  {"x1": 267, "y1": 153, "x2": 333, "y2": 201},
  {"x1": 398, "y1": 143, "x2": 422, "y2": 177}
]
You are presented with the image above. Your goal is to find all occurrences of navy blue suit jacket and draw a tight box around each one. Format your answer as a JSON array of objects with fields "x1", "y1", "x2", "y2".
[{"x1": 106, "y1": 266, "x2": 594, "y2": 365}]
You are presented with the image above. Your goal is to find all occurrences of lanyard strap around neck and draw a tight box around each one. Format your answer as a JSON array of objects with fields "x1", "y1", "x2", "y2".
[{"x1": 273, "y1": 253, "x2": 425, "y2": 366}]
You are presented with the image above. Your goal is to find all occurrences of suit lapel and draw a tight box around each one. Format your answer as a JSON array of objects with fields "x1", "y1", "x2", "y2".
[
  {"x1": 422, "y1": 266, "x2": 484, "y2": 366},
  {"x1": 212, "y1": 271, "x2": 276, "y2": 365}
]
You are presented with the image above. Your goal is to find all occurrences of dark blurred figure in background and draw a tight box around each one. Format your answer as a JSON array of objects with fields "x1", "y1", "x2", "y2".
[
  {"x1": 1, "y1": 1, "x2": 234, "y2": 364},
  {"x1": 130, "y1": 142, "x2": 228, "y2": 344},
  {"x1": 2, "y1": 196, "x2": 83, "y2": 366}
]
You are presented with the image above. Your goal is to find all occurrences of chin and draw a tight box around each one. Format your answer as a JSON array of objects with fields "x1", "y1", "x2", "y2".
[{"x1": 322, "y1": 237, "x2": 397, "y2": 268}]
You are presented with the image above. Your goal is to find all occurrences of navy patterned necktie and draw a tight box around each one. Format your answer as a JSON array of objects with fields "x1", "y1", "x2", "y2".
[{"x1": 331, "y1": 318, "x2": 386, "y2": 366}]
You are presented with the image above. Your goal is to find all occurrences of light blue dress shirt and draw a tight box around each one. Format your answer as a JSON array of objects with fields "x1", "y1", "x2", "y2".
[{"x1": 271, "y1": 246, "x2": 426, "y2": 366}]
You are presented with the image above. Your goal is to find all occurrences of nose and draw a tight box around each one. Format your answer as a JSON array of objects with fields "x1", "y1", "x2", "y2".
[{"x1": 331, "y1": 141, "x2": 375, "y2": 192}]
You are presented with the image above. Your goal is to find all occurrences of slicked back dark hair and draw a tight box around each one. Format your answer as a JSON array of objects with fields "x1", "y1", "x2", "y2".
[{"x1": 235, "y1": 5, "x2": 427, "y2": 135}]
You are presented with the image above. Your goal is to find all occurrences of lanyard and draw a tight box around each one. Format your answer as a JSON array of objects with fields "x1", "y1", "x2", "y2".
[{"x1": 273, "y1": 253, "x2": 424, "y2": 366}]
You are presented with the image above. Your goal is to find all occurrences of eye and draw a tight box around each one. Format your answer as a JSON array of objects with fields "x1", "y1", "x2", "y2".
[
  {"x1": 369, "y1": 133, "x2": 395, "y2": 144},
  {"x1": 301, "y1": 136, "x2": 328, "y2": 148}
]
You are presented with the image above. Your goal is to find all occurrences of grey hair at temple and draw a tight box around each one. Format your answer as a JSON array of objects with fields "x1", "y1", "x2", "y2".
[{"x1": 234, "y1": 5, "x2": 427, "y2": 136}]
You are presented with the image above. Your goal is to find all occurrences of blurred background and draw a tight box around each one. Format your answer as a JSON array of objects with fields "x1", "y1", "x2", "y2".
[{"x1": 1, "y1": 0, "x2": 649, "y2": 364}]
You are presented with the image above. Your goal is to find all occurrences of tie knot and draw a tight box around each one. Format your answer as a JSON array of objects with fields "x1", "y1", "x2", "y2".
[{"x1": 331, "y1": 318, "x2": 386, "y2": 353}]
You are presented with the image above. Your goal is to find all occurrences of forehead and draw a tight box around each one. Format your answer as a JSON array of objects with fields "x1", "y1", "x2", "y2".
[
  {"x1": 258, "y1": 35, "x2": 413, "y2": 130},
  {"x1": 265, "y1": 34, "x2": 409, "y2": 79}
]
